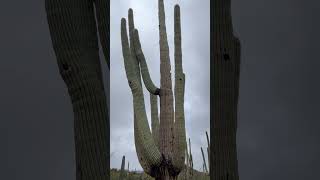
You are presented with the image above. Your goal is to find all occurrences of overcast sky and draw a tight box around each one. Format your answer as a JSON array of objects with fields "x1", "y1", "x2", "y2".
[
  {"x1": 110, "y1": 0, "x2": 210, "y2": 171},
  {"x1": 1, "y1": 0, "x2": 320, "y2": 180}
]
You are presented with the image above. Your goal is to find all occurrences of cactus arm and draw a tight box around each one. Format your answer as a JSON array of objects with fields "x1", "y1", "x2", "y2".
[
  {"x1": 121, "y1": 9, "x2": 155, "y2": 172},
  {"x1": 94, "y1": 0, "x2": 110, "y2": 68},
  {"x1": 121, "y1": 19, "x2": 149, "y2": 171},
  {"x1": 121, "y1": 18, "x2": 162, "y2": 174},
  {"x1": 128, "y1": 9, "x2": 143, "y2": 87},
  {"x1": 150, "y1": 94, "x2": 160, "y2": 148},
  {"x1": 133, "y1": 29, "x2": 160, "y2": 95},
  {"x1": 172, "y1": 4, "x2": 186, "y2": 171}
]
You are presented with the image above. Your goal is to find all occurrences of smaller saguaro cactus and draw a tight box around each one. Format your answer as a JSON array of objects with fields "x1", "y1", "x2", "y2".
[
  {"x1": 189, "y1": 138, "x2": 194, "y2": 172},
  {"x1": 127, "y1": 161, "x2": 130, "y2": 179},
  {"x1": 120, "y1": 156, "x2": 126, "y2": 180},
  {"x1": 128, "y1": 161, "x2": 130, "y2": 172},
  {"x1": 206, "y1": 131, "x2": 210, "y2": 175},
  {"x1": 201, "y1": 147, "x2": 208, "y2": 174}
]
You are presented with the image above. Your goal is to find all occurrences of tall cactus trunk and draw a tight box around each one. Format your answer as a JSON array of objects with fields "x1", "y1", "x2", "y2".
[
  {"x1": 120, "y1": 0, "x2": 186, "y2": 179},
  {"x1": 212, "y1": 0, "x2": 241, "y2": 180},
  {"x1": 45, "y1": 0, "x2": 109, "y2": 179}
]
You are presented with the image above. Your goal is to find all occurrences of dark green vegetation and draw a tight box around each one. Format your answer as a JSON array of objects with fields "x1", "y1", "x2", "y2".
[
  {"x1": 110, "y1": 168, "x2": 209, "y2": 180},
  {"x1": 120, "y1": 0, "x2": 187, "y2": 179},
  {"x1": 45, "y1": 0, "x2": 109, "y2": 179}
]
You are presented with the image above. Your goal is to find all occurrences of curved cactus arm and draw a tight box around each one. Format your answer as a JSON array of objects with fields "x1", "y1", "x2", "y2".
[
  {"x1": 121, "y1": 18, "x2": 162, "y2": 174},
  {"x1": 126, "y1": 9, "x2": 157, "y2": 173},
  {"x1": 133, "y1": 29, "x2": 160, "y2": 95},
  {"x1": 172, "y1": 4, "x2": 186, "y2": 171},
  {"x1": 150, "y1": 94, "x2": 160, "y2": 148},
  {"x1": 128, "y1": 9, "x2": 143, "y2": 87}
]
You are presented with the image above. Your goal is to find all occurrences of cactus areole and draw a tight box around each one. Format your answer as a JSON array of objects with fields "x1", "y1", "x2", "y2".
[{"x1": 120, "y1": 0, "x2": 186, "y2": 179}]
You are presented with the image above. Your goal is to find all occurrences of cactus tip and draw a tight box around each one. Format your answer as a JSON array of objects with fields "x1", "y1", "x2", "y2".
[{"x1": 121, "y1": 18, "x2": 126, "y2": 25}]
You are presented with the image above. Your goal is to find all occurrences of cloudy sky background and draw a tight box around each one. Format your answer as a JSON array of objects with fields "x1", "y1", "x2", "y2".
[{"x1": 110, "y1": 0, "x2": 210, "y2": 171}]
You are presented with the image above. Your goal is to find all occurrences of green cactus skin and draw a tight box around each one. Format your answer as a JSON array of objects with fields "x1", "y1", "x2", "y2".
[
  {"x1": 212, "y1": 0, "x2": 241, "y2": 180},
  {"x1": 45, "y1": 0, "x2": 109, "y2": 179},
  {"x1": 151, "y1": 94, "x2": 160, "y2": 148},
  {"x1": 120, "y1": 0, "x2": 186, "y2": 179}
]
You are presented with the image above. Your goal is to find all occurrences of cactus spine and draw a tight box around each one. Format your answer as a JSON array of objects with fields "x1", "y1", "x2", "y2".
[
  {"x1": 120, "y1": 0, "x2": 186, "y2": 179},
  {"x1": 213, "y1": 0, "x2": 241, "y2": 180}
]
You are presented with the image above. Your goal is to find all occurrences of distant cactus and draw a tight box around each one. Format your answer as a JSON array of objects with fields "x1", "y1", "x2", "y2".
[
  {"x1": 120, "y1": 156, "x2": 126, "y2": 180},
  {"x1": 120, "y1": 0, "x2": 186, "y2": 179},
  {"x1": 201, "y1": 147, "x2": 208, "y2": 174},
  {"x1": 127, "y1": 161, "x2": 130, "y2": 180},
  {"x1": 206, "y1": 131, "x2": 210, "y2": 175},
  {"x1": 188, "y1": 138, "x2": 194, "y2": 173}
]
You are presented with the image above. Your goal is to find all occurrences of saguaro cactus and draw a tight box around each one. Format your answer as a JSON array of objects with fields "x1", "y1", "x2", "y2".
[
  {"x1": 45, "y1": 0, "x2": 109, "y2": 179},
  {"x1": 188, "y1": 138, "x2": 194, "y2": 172},
  {"x1": 201, "y1": 147, "x2": 208, "y2": 174},
  {"x1": 205, "y1": 131, "x2": 210, "y2": 175},
  {"x1": 212, "y1": 0, "x2": 241, "y2": 180},
  {"x1": 120, "y1": 156, "x2": 126, "y2": 180},
  {"x1": 120, "y1": 0, "x2": 186, "y2": 179}
]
